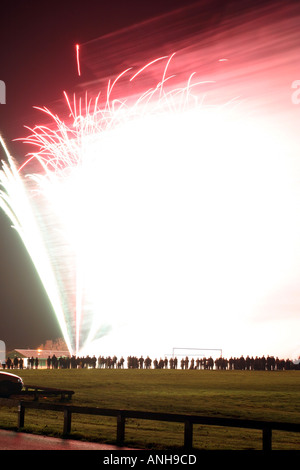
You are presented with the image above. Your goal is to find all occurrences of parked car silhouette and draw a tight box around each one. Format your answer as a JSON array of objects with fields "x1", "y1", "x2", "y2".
[{"x1": 0, "y1": 371, "x2": 24, "y2": 397}]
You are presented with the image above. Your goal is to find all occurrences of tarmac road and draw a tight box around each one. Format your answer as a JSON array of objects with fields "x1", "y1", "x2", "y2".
[{"x1": 0, "y1": 429, "x2": 136, "y2": 450}]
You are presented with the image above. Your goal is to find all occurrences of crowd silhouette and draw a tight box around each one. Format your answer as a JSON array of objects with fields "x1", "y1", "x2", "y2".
[{"x1": 2, "y1": 353, "x2": 299, "y2": 371}]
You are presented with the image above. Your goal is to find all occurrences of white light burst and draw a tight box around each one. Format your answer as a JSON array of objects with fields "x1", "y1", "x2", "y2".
[{"x1": 0, "y1": 56, "x2": 296, "y2": 358}]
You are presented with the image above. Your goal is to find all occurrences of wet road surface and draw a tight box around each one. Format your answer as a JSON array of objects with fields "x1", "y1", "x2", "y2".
[{"x1": 0, "y1": 429, "x2": 135, "y2": 450}]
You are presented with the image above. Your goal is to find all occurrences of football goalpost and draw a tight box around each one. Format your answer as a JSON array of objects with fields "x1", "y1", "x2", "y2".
[{"x1": 171, "y1": 347, "x2": 223, "y2": 359}]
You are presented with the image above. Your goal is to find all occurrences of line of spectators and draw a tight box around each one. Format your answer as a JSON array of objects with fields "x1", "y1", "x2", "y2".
[
  {"x1": 128, "y1": 355, "x2": 299, "y2": 371},
  {"x1": 2, "y1": 354, "x2": 299, "y2": 371}
]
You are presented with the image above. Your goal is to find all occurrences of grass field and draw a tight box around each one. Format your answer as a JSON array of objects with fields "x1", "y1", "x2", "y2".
[{"x1": 0, "y1": 368, "x2": 299, "y2": 450}]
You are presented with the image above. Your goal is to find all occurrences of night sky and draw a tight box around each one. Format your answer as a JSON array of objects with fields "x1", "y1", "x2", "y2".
[{"x1": 0, "y1": 0, "x2": 299, "y2": 358}]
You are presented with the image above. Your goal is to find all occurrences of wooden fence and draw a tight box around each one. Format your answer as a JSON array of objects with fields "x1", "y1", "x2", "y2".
[{"x1": 12, "y1": 400, "x2": 300, "y2": 450}]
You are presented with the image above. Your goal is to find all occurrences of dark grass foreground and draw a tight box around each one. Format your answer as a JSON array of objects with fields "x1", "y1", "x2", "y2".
[{"x1": 0, "y1": 369, "x2": 299, "y2": 450}]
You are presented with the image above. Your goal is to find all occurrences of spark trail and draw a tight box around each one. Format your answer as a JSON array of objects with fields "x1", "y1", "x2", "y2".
[{"x1": 76, "y1": 44, "x2": 81, "y2": 77}]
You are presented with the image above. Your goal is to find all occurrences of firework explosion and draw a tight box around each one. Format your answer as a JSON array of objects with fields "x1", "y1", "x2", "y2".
[
  {"x1": 0, "y1": 53, "x2": 296, "y2": 358},
  {"x1": 0, "y1": 56, "x2": 216, "y2": 356}
]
